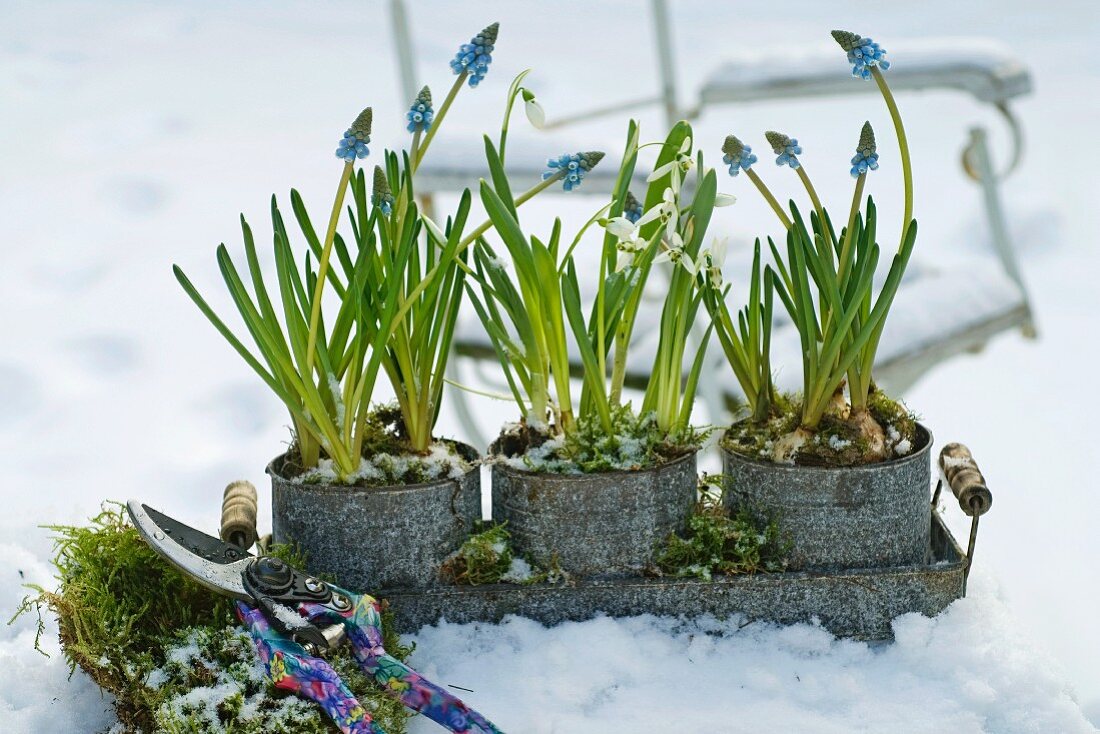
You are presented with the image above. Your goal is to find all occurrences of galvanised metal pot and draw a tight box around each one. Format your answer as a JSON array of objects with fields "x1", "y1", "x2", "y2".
[
  {"x1": 720, "y1": 424, "x2": 933, "y2": 571},
  {"x1": 270, "y1": 442, "x2": 481, "y2": 590},
  {"x1": 491, "y1": 451, "x2": 698, "y2": 578}
]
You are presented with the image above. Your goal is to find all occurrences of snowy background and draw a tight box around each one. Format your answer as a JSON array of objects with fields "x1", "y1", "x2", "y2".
[{"x1": 2, "y1": 1, "x2": 1098, "y2": 731}]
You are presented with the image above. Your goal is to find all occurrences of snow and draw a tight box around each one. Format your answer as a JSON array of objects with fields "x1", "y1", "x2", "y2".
[
  {"x1": 500, "y1": 557, "x2": 533, "y2": 584},
  {"x1": 407, "y1": 572, "x2": 1093, "y2": 733},
  {"x1": 2, "y1": 0, "x2": 1099, "y2": 730}
]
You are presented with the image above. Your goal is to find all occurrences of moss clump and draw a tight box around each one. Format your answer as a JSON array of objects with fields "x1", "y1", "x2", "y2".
[
  {"x1": 494, "y1": 405, "x2": 703, "y2": 474},
  {"x1": 440, "y1": 524, "x2": 568, "y2": 586},
  {"x1": 441, "y1": 523, "x2": 514, "y2": 585},
  {"x1": 280, "y1": 404, "x2": 471, "y2": 488},
  {"x1": 654, "y1": 477, "x2": 790, "y2": 580},
  {"x1": 13, "y1": 503, "x2": 409, "y2": 733},
  {"x1": 721, "y1": 391, "x2": 919, "y2": 466}
]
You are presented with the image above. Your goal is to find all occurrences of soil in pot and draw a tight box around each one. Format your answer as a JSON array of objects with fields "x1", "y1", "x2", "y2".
[
  {"x1": 270, "y1": 408, "x2": 483, "y2": 591},
  {"x1": 489, "y1": 408, "x2": 702, "y2": 578},
  {"x1": 719, "y1": 393, "x2": 932, "y2": 571}
]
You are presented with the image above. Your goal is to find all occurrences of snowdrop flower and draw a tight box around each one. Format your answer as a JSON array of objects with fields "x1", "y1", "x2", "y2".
[
  {"x1": 635, "y1": 186, "x2": 680, "y2": 241},
  {"x1": 371, "y1": 166, "x2": 394, "y2": 215},
  {"x1": 831, "y1": 30, "x2": 890, "y2": 81},
  {"x1": 715, "y1": 193, "x2": 737, "y2": 207},
  {"x1": 335, "y1": 107, "x2": 372, "y2": 163},
  {"x1": 623, "y1": 190, "x2": 644, "y2": 224},
  {"x1": 701, "y1": 237, "x2": 728, "y2": 287},
  {"x1": 721, "y1": 134, "x2": 757, "y2": 177},
  {"x1": 653, "y1": 231, "x2": 697, "y2": 275},
  {"x1": 647, "y1": 136, "x2": 694, "y2": 193},
  {"x1": 406, "y1": 86, "x2": 434, "y2": 133},
  {"x1": 850, "y1": 121, "x2": 879, "y2": 178},
  {"x1": 450, "y1": 22, "x2": 499, "y2": 88},
  {"x1": 605, "y1": 216, "x2": 646, "y2": 271},
  {"x1": 543, "y1": 151, "x2": 604, "y2": 192},
  {"x1": 522, "y1": 88, "x2": 545, "y2": 129},
  {"x1": 765, "y1": 131, "x2": 802, "y2": 170}
]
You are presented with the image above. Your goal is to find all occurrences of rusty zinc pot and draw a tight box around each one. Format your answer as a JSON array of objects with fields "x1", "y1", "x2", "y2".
[
  {"x1": 720, "y1": 423, "x2": 933, "y2": 571},
  {"x1": 491, "y1": 451, "x2": 698, "y2": 578},
  {"x1": 270, "y1": 442, "x2": 481, "y2": 591}
]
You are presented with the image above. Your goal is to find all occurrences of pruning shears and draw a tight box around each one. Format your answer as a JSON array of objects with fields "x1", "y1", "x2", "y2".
[{"x1": 126, "y1": 499, "x2": 503, "y2": 734}]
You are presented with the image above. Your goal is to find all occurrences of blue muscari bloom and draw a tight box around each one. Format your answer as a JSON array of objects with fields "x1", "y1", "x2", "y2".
[
  {"x1": 721, "y1": 134, "x2": 757, "y2": 177},
  {"x1": 850, "y1": 121, "x2": 879, "y2": 178},
  {"x1": 407, "y1": 86, "x2": 434, "y2": 133},
  {"x1": 624, "y1": 190, "x2": 644, "y2": 223},
  {"x1": 372, "y1": 166, "x2": 394, "y2": 216},
  {"x1": 450, "y1": 23, "x2": 499, "y2": 88},
  {"x1": 336, "y1": 107, "x2": 372, "y2": 163},
  {"x1": 831, "y1": 30, "x2": 890, "y2": 81},
  {"x1": 542, "y1": 151, "x2": 605, "y2": 192},
  {"x1": 765, "y1": 131, "x2": 802, "y2": 170}
]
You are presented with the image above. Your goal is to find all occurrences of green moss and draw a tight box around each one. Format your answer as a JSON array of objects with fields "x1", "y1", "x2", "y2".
[
  {"x1": 499, "y1": 405, "x2": 705, "y2": 474},
  {"x1": 867, "y1": 389, "x2": 918, "y2": 444},
  {"x1": 441, "y1": 523, "x2": 514, "y2": 586},
  {"x1": 12, "y1": 503, "x2": 409, "y2": 733},
  {"x1": 441, "y1": 524, "x2": 568, "y2": 586},
  {"x1": 654, "y1": 477, "x2": 790, "y2": 580}
]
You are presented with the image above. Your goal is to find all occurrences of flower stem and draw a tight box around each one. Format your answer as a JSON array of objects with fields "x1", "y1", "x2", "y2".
[
  {"x1": 409, "y1": 129, "x2": 423, "y2": 165},
  {"x1": 795, "y1": 165, "x2": 835, "y2": 251},
  {"x1": 837, "y1": 173, "x2": 866, "y2": 288},
  {"x1": 872, "y1": 67, "x2": 913, "y2": 249},
  {"x1": 746, "y1": 169, "x2": 792, "y2": 229},
  {"x1": 412, "y1": 73, "x2": 467, "y2": 173},
  {"x1": 305, "y1": 161, "x2": 354, "y2": 374}
]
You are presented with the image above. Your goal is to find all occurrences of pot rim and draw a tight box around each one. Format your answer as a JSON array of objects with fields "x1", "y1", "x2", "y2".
[
  {"x1": 490, "y1": 445, "x2": 698, "y2": 480},
  {"x1": 268, "y1": 439, "x2": 481, "y2": 494},
  {"x1": 720, "y1": 422, "x2": 933, "y2": 473}
]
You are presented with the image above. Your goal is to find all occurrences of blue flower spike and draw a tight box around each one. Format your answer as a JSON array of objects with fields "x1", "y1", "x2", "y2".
[
  {"x1": 831, "y1": 30, "x2": 890, "y2": 81},
  {"x1": 543, "y1": 151, "x2": 605, "y2": 192},
  {"x1": 850, "y1": 121, "x2": 879, "y2": 178},
  {"x1": 450, "y1": 22, "x2": 499, "y2": 88},
  {"x1": 372, "y1": 166, "x2": 394, "y2": 216},
  {"x1": 721, "y1": 134, "x2": 758, "y2": 177},
  {"x1": 765, "y1": 131, "x2": 802, "y2": 170},
  {"x1": 335, "y1": 107, "x2": 372, "y2": 163},
  {"x1": 406, "y1": 86, "x2": 434, "y2": 133},
  {"x1": 623, "y1": 190, "x2": 644, "y2": 224}
]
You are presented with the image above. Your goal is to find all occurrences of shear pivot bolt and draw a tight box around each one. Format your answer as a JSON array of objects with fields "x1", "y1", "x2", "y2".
[{"x1": 332, "y1": 594, "x2": 351, "y2": 610}]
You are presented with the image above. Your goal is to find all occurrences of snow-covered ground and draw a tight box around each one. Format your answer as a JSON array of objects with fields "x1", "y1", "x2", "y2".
[{"x1": 2, "y1": 1, "x2": 1099, "y2": 731}]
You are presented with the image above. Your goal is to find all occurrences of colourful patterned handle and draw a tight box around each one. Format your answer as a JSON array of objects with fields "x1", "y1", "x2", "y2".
[
  {"x1": 236, "y1": 602, "x2": 381, "y2": 734},
  {"x1": 301, "y1": 589, "x2": 504, "y2": 734}
]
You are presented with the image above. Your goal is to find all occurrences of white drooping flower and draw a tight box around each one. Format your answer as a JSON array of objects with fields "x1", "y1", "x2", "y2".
[
  {"x1": 647, "y1": 137, "x2": 694, "y2": 194},
  {"x1": 715, "y1": 192, "x2": 737, "y2": 207},
  {"x1": 522, "y1": 89, "x2": 545, "y2": 129},
  {"x1": 653, "y1": 231, "x2": 698, "y2": 275},
  {"x1": 701, "y1": 237, "x2": 728, "y2": 287},
  {"x1": 604, "y1": 215, "x2": 645, "y2": 271},
  {"x1": 635, "y1": 186, "x2": 680, "y2": 242}
]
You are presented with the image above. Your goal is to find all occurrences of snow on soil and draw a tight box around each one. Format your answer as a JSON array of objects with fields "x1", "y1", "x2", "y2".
[{"x1": 2, "y1": 0, "x2": 1099, "y2": 730}]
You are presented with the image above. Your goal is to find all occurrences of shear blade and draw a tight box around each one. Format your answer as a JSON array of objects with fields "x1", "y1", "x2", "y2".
[{"x1": 126, "y1": 499, "x2": 253, "y2": 601}]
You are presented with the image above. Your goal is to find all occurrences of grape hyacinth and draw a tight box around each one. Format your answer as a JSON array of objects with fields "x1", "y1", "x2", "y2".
[
  {"x1": 623, "y1": 190, "x2": 644, "y2": 224},
  {"x1": 335, "y1": 107, "x2": 372, "y2": 163},
  {"x1": 851, "y1": 121, "x2": 879, "y2": 178},
  {"x1": 721, "y1": 134, "x2": 758, "y2": 177},
  {"x1": 406, "y1": 86, "x2": 434, "y2": 133},
  {"x1": 765, "y1": 131, "x2": 802, "y2": 169},
  {"x1": 543, "y1": 151, "x2": 605, "y2": 192},
  {"x1": 450, "y1": 22, "x2": 499, "y2": 88},
  {"x1": 831, "y1": 30, "x2": 890, "y2": 80},
  {"x1": 371, "y1": 166, "x2": 393, "y2": 216}
]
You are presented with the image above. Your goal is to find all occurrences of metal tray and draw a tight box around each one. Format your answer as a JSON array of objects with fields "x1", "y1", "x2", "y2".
[{"x1": 381, "y1": 511, "x2": 966, "y2": 641}]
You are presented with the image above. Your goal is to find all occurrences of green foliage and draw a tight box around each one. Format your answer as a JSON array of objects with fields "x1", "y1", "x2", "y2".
[
  {"x1": 440, "y1": 523, "x2": 514, "y2": 586},
  {"x1": 12, "y1": 504, "x2": 408, "y2": 733},
  {"x1": 559, "y1": 405, "x2": 701, "y2": 473},
  {"x1": 655, "y1": 479, "x2": 789, "y2": 580}
]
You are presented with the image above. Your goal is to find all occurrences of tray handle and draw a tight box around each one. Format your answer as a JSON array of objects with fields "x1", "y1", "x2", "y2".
[{"x1": 933, "y1": 443, "x2": 993, "y2": 592}]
